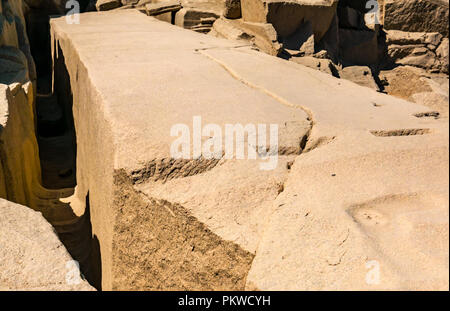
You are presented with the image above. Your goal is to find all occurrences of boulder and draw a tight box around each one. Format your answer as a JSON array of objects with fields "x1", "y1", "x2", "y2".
[
  {"x1": 240, "y1": 0, "x2": 339, "y2": 41},
  {"x1": 290, "y1": 56, "x2": 339, "y2": 76},
  {"x1": 0, "y1": 198, "x2": 94, "y2": 290},
  {"x1": 379, "y1": 66, "x2": 432, "y2": 99},
  {"x1": 411, "y1": 91, "x2": 449, "y2": 118},
  {"x1": 379, "y1": 66, "x2": 449, "y2": 117},
  {"x1": 144, "y1": 0, "x2": 181, "y2": 16},
  {"x1": 210, "y1": 17, "x2": 253, "y2": 41},
  {"x1": 386, "y1": 30, "x2": 443, "y2": 47},
  {"x1": 384, "y1": 30, "x2": 446, "y2": 72},
  {"x1": 383, "y1": 0, "x2": 449, "y2": 37},
  {"x1": 96, "y1": 0, "x2": 122, "y2": 11},
  {"x1": 175, "y1": 8, "x2": 219, "y2": 33},
  {"x1": 211, "y1": 18, "x2": 282, "y2": 55},
  {"x1": 388, "y1": 44, "x2": 440, "y2": 71},
  {"x1": 339, "y1": 65, "x2": 379, "y2": 90},
  {"x1": 174, "y1": 1, "x2": 226, "y2": 33}
]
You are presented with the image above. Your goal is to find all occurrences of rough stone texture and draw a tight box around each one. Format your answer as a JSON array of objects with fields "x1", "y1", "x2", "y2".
[
  {"x1": 174, "y1": 2, "x2": 220, "y2": 33},
  {"x1": 224, "y1": 0, "x2": 241, "y2": 19},
  {"x1": 0, "y1": 198, "x2": 94, "y2": 290},
  {"x1": 339, "y1": 65, "x2": 379, "y2": 90},
  {"x1": 290, "y1": 55, "x2": 338, "y2": 76},
  {"x1": 384, "y1": 30, "x2": 446, "y2": 73},
  {"x1": 96, "y1": 0, "x2": 122, "y2": 11},
  {"x1": 383, "y1": 0, "x2": 449, "y2": 37},
  {"x1": 49, "y1": 10, "x2": 448, "y2": 290},
  {"x1": 122, "y1": 0, "x2": 140, "y2": 5},
  {"x1": 380, "y1": 66, "x2": 449, "y2": 118},
  {"x1": 210, "y1": 17, "x2": 254, "y2": 41},
  {"x1": 241, "y1": 0, "x2": 339, "y2": 41},
  {"x1": 210, "y1": 17, "x2": 282, "y2": 55},
  {"x1": 144, "y1": 0, "x2": 181, "y2": 16},
  {"x1": 171, "y1": 0, "x2": 227, "y2": 33}
]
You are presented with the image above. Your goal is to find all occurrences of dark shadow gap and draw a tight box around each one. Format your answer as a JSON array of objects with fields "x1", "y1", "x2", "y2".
[{"x1": 23, "y1": 3, "x2": 102, "y2": 290}]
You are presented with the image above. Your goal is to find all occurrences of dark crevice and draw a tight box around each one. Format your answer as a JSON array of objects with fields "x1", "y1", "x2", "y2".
[{"x1": 23, "y1": 4, "x2": 101, "y2": 290}]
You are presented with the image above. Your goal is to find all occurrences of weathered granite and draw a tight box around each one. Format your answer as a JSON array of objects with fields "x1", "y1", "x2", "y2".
[{"x1": 49, "y1": 10, "x2": 448, "y2": 290}]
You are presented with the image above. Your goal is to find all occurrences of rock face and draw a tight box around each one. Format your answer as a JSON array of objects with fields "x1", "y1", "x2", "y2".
[
  {"x1": 290, "y1": 55, "x2": 339, "y2": 76},
  {"x1": 385, "y1": 30, "x2": 447, "y2": 73},
  {"x1": 241, "y1": 0, "x2": 339, "y2": 41},
  {"x1": 1, "y1": 0, "x2": 36, "y2": 82},
  {"x1": 339, "y1": 65, "x2": 379, "y2": 90},
  {"x1": 1, "y1": 0, "x2": 77, "y2": 227},
  {"x1": 210, "y1": 17, "x2": 282, "y2": 55},
  {"x1": 0, "y1": 198, "x2": 94, "y2": 290},
  {"x1": 436, "y1": 38, "x2": 449, "y2": 73},
  {"x1": 144, "y1": 0, "x2": 182, "y2": 16},
  {"x1": 49, "y1": 10, "x2": 448, "y2": 290},
  {"x1": 383, "y1": 0, "x2": 449, "y2": 37}
]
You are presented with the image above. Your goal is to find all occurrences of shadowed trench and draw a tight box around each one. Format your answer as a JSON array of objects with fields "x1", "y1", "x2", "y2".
[{"x1": 23, "y1": 2, "x2": 102, "y2": 290}]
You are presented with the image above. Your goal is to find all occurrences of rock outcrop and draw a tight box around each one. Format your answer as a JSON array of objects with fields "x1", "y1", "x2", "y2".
[
  {"x1": 0, "y1": 0, "x2": 448, "y2": 291},
  {"x1": 383, "y1": 0, "x2": 449, "y2": 37}
]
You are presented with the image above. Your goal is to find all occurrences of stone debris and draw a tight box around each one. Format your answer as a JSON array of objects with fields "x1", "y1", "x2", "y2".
[
  {"x1": 144, "y1": 0, "x2": 182, "y2": 16},
  {"x1": 383, "y1": 0, "x2": 449, "y2": 37}
]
